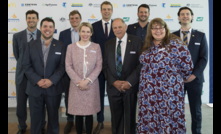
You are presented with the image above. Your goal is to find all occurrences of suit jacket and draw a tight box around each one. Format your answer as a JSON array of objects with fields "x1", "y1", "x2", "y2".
[
  {"x1": 13, "y1": 29, "x2": 41, "y2": 84},
  {"x1": 59, "y1": 28, "x2": 72, "y2": 47},
  {"x1": 22, "y1": 38, "x2": 66, "y2": 97},
  {"x1": 127, "y1": 22, "x2": 148, "y2": 42},
  {"x1": 91, "y1": 20, "x2": 115, "y2": 57},
  {"x1": 103, "y1": 34, "x2": 142, "y2": 95},
  {"x1": 173, "y1": 29, "x2": 208, "y2": 83}
]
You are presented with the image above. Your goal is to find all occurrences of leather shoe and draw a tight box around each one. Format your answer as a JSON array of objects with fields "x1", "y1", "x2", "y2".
[
  {"x1": 93, "y1": 123, "x2": 104, "y2": 134},
  {"x1": 64, "y1": 121, "x2": 74, "y2": 134},
  {"x1": 41, "y1": 128, "x2": 46, "y2": 134},
  {"x1": 17, "y1": 129, "x2": 26, "y2": 134}
]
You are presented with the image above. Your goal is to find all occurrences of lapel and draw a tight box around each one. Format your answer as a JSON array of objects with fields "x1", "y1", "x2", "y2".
[
  {"x1": 36, "y1": 39, "x2": 44, "y2": 65},
  {"x1": 67, "y1": 29, "x2": 72, "y2": 44},
  {"x1": 110, "y1": 38, "x2": 117, "y2": 72},
  {"x1": 189, "y1": 29, "x2": 196, "y2": 46},
  {"x1": 98, "y1": 20, "x2": 106, "y2": 38},
  {"x1": 46, "y1": 39, "x2": 56, "y2": 66},
  {"x1": 21, "y1": 30, "x2": 28, "y2": 43}
]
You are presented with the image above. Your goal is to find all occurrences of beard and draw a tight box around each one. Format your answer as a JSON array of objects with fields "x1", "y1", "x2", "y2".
[{"x1": 138, "y1": 17, "x2": 148, "y2": 22}]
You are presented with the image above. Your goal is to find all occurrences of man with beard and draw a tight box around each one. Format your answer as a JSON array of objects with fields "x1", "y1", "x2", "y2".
[
  {"x1": 127, "y1": 4, "x2": 150, "y2": 43},
  {"x1": 13, "y1": 10, "x2": 46, "y2": 134},
  {"x1": 22, "y1": 17, "x2": 66, "y2": 134}
]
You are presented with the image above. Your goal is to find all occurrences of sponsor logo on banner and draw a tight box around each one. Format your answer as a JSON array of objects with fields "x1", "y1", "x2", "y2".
[
  {"x1": 9, "y1": 67, "x2": 16, "y2": 73},
  {"x1": 162, "y1": 3, "x2": 166, "y2": 8},
  {"x1": 8, "y1": 28, "x2": 19, "y2": 34},
  {"x1": 113, "y1": 3, "x2": 118, "y2": 8},
  {"x1": 8, "y1": 14, "x2": 20, "y2": 22},
  {"x1": 186, "y1": 4, "x2": 203, "y2": 8},
  {"x1": 8, "y1": 3, "x2": 16, "y2": 7},
  {"x1": 71, "y1": 3, "x2": 83, "y2": 7},
  {"x1": 8, "y1": 80, "x2": 16, "y2": 86},
  {"x1": 62, "y1": 2, "x2": 67, "y2": 8},
  {"x1": 196, "y1": 17, "x2": 203, "y2": 22},
  {"x1": 170, "y1": 4, "x2": 181, "y2": 8},
  {"x1": 60, "y1": 17, "x2": 66, "y2": 22},
  {"x1": 88, "y1": 14, "x2": 98, "y2": 23},
  {"x1": 88, "y1": 3, "x2": 100, "y2": 8},
  {"x1": 123, "y1": 17, "x2": 130, "y2": 22},
  {"x1": 164, "y1": 15, "x2": 173, "y2": 22},
  {"x1": 8, "y1": 41, "x2": 12, "y2": 44},
  {"x1": 8, "y1": 91, "x2": 17, "y2": 99},
  {"x1": 149, "y1": 4, "x2": 157, "y2": 7},
  {"x1": 21, "y1": 3, "x2": 37, "y2": 7},
  {"x1": 42, "y1": 3, "x2": 57, "y2": 7},
  {"x1": 122, "y1": 4, "x2": 138, "y2": 7}
]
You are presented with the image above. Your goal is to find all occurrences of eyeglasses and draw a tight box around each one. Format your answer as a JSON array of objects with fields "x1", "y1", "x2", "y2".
[{"x1": 151, "y1": 27, "x2": 165, "y2": 31}]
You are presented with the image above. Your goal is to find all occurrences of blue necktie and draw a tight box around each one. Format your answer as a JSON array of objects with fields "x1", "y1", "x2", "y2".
[
  {"x1": 182, "y1": 31, "x2": 189, "y2": 45},
  {"x1": 116, "y1": 40, "x2": 122, "y2": 77}
]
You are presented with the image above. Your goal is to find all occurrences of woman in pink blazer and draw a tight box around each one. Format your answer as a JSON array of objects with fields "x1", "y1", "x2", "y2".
[{"x1": 65, "y1": 22, "x2": 102, "y2": 134}]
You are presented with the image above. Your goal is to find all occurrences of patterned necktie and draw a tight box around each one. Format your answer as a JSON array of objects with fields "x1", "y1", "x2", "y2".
[
  {"x1": 105, "y1": 22, "x2": 109, "y2": 38},
  {"x1": 116, "y1": 40, "x2": 122, "y2": 77},
  {"x1": 29, "y1": 33, "x2": 34, "y2": 42},
  {"x1": 182, "y1": 31, "x2": 189, "y2": 45}
]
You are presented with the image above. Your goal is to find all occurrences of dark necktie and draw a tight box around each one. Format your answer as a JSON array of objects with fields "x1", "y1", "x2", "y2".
[
  {"x1": 105, "y1": 22, "x2": 109, "y2": 38},
  {"x1": 29, "y1": 33, "x2": 34, "y2": 42},
  {"x1": 116, "y1": 40, "x2": 122, "y2": 77},
  {"x1": 182, "y1": 31, "x2": 189, "y2": 45}
]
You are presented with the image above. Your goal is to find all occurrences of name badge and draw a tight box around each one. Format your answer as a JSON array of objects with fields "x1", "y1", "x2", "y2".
[
  {"x1": 130, "y1": 51, "x2": 136, "y2": 54},
  {"x1": 90, "y1": 50, "x2": 96, "y2": 53},
  {"x1": 55, "y1": 52, "x2": 61, "y2": 55},
  {"x1": 195, "y1": 42, "x2": 200, "y2": 45}
]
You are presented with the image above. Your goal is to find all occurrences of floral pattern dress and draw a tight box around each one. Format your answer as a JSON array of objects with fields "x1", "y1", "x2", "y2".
[{"x1": 137, "y1": 39, "x2": 193, "y2": 134}]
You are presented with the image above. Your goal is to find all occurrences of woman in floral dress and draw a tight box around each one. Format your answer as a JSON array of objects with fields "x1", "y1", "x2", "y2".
[{"x1": 137, "y1": 18, "x2": 193, "y2": 134}]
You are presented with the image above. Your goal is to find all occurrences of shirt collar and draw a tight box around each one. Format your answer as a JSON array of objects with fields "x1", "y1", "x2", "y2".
[
  {"x1": 102, "y1": 19, "x2": 111, "y2": 25},
  {"x1": 180, "y1": 28, "x2": 192, "y2": 34},
  {"x1": 70, "y1": 27, "x2": 78, "y2": 32},
  {"x1": 26, "y1": 29, "x2": 37, "y2": 35},
  {"x1": 116, "y1": 33, "x2": 127, "y2": 43}
]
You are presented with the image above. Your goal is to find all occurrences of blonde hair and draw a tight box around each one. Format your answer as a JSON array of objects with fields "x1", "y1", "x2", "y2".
[{"x1": 78, "y1": 22, "x2": 93, "y2": 34}]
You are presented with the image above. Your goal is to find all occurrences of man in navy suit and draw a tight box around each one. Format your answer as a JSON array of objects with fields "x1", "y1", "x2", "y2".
[
  {"x1": 103, "y1": 18, "x2": 142, "y2": 134},
  {"x1": 127, "y1": 4, "x2": 150, "y2": 42},
  {"x1": 173, "y1": 7, "x2": 208, "y2": 134},
  {"x1": 12, "y1": 10, "x2": 45, "y2": 134},
  {"x1": 23, "y1": 17, "x2": 66, "y2": 134},
  {"x1": 91, "y1": 1, "x2": 115, "y2": 134},
  {"x1": 58, "y1": 10, "x2": 82, "y2": 134}
]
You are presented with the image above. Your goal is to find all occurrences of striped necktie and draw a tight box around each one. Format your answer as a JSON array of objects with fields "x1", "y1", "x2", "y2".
[
  {"x1": 116, "y1": 40, "x2": 122, "y2": 77},
  {"x1": 29, "y1": 33, "x2": 34, "y2": 42},
  {"x1": 182, "y1": 31, "x2": 189, "y2": 45}
]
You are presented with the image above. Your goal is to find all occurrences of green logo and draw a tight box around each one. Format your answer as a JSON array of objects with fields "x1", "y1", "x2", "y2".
[
  {"x1": 123, "y1": 17, "x2": 130, "y2": 22},
  {"x1": 196, "y1": 17, "x2": 203, "y2": 21}
]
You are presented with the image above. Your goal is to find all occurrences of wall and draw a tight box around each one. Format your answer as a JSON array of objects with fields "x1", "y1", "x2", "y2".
[{"x1": 8, "y1": 0, "x2": 210, "y2": 107}]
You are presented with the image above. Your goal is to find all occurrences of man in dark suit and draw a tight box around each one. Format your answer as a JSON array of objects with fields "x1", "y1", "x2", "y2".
[
  {"x1": 103, "y1": 18, "x2": 142, "y2": 134},
  {"x1": 127, "y1": 4, "x2": 150, "y2": 42},
  {"x1": 12, "y1": 10, "x2": 45, "y2": 134},
  {"x1": 58, "y1": 10, "x2": 82, "y2": 134},
  {"x1": 173, "y1": 7, "x2": 208, "y2": 134},
  {"x1": 91, "y1": 1, "x2": 115, "y2": 134},
  {"x1": 22, "y1": 17, "x2": 66, "y2": 134}
]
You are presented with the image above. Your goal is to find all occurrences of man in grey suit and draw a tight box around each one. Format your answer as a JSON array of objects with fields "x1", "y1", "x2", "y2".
[
  {"x1": 173, "y1": 7, "x2": 208, "y2": 134},
  {"x1": 103, "y1": 18, "x2": 142, "y2": 134},
  {"x1": 12, "y1": 10, "x2": 44, "y2": 134},
  {"x1": 22, "y1": 17, "x2": 66, "y2": 134}
]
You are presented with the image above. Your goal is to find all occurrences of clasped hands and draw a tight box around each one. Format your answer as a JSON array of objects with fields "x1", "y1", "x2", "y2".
[
  {"x1": 113, "y1": 80, "x2": 131, "y2": 92},
  {"x1": 37, "y1": 79, "x2": 53, "y2": 88},
  {"x1": 76, "y1": 79, "x2": 90, "y2": 90}
]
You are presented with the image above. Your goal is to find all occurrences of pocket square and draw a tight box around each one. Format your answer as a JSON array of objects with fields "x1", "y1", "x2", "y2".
[
  {"x1": 130, "y1": 51, "x2": 136, "y2": 54},
  {"x1": 55, "y1": 52, "x2": 61, "y2": 55},
  {"x1": 195, "y1": 42, "x2": 200, "y2": 45}
]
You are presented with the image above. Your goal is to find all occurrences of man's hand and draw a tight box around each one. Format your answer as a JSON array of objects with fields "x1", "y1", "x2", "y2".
[
  {"x1": 37, "y1": 79, "x2": 53, "y2": 88},
  {"x1": 121, "y1": 81, "x2": 131, "y2": 90},
  {"x1": 113, "y1": 80, "x2": 125, "y2": 92},
  {"x1": 184, "y1": 74, "x2": 196, "y2": 83}
]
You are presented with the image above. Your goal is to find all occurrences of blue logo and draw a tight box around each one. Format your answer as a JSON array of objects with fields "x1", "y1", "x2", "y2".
[
  {"x1": 162, "y1": 3, "x2": 166, "y2": 8},
  {"x1": 62, "y1": 2, "x2": 66, "y2": 8}
]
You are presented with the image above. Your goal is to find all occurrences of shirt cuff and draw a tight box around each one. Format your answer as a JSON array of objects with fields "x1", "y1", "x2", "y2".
[{"x1": 86, "y1": 78, "x2": 93, "y2": 83}]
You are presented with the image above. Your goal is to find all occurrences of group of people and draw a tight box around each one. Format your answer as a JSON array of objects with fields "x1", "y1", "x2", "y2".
[{"x1": 13, "y1": 1, "x2": 208, "y2": 134}]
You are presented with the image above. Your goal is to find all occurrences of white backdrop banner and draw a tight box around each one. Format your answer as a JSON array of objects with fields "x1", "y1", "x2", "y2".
[{"x1": 8, "y1": 0, "x2": 210, "y2": 107}]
